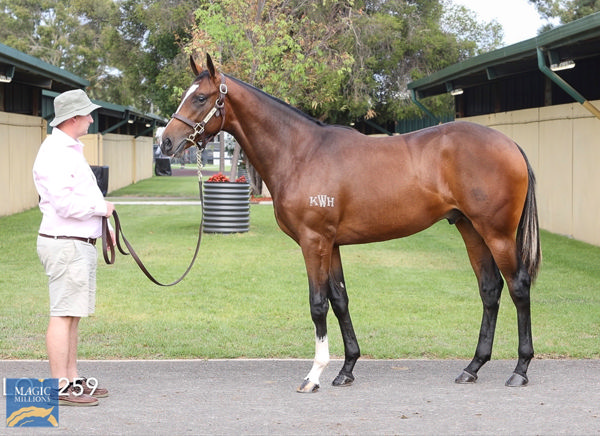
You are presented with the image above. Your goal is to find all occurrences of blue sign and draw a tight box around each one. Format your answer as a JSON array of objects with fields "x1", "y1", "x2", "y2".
[{"x1": 5, "y1": 378, "x2": 59, "y2": 427}]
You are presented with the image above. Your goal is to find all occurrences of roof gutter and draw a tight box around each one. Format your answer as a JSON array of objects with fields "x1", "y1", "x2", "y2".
[
  {"x1": 536, "y1": 47, "x2": 600, "y2": 120},
  {"x1": 409, "y1": 89, "x2": 440, "y2": 124}
]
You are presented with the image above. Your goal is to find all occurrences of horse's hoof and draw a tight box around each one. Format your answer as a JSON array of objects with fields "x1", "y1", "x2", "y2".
[
  {"x1": 332, "y1": 372, "x2": 354, "y2": 387},
  {"x1": 297, "y1": 379, "x2": 320, "y2": 393},
  {"x1": 505, "y1": 372, "x2": 528, "y2": 387},
  {"x1": 455, "y1": 370, "x2": 478, "y2": 384}
]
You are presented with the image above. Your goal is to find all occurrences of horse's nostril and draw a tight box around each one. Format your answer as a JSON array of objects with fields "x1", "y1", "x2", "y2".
[{"x1": 161, "y1": 138, "x2": 171, "y2": 154}]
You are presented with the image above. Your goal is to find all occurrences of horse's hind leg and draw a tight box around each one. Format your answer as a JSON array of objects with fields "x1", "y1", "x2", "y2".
[
  {"x1": 499, "y1": 263, "x2": 533, "y2": 386},
  {"x1": 328, "y1": 245, "x2": 360, "y2": 386},
  {"x1": 454, "y1": 219, "x2": 505, "y2": 384}
]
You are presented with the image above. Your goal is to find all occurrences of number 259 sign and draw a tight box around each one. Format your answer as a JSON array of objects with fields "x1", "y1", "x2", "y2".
[{"x1": 4, "y1": 377, "x2": 99, "y2": 427}]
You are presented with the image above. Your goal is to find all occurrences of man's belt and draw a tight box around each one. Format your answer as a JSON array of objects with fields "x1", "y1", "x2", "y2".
[{"x1": 39, "y1": 233, "x2": 97, "y2": 246}]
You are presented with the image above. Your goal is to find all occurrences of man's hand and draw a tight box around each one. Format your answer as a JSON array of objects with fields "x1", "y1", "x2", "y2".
[{"x1": 105, "y1": 201, "x2": 115, "y2": 217}]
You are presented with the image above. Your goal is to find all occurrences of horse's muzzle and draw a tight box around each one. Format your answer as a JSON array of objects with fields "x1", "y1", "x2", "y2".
[
  {"x1": 161, "y1": 137, "x2": 188, "y2": 158},
  {"x1": 160, "y1": 137, "x2": 172, "y2": 156}
]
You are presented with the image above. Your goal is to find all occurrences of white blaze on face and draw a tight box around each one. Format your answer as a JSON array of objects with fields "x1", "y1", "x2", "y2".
[{"x1": 166, "y1": 84, "x2": 199, "y2": 129}]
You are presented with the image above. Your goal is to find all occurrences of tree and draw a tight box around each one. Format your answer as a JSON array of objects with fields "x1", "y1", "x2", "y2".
[
  {"x1": 0, "y1": 0, "x2": 503, "y2": 126},
  {"x1": 442, "y1": 2, "x2": 503, "y2": 56},
  {"x1": 115, "y1": 0, "x2": 201, "y2": 114},
  {"x1": 0, "y1": 0, "x2": 199, "y2": 114},
  {"x1": 0, "y1": 0, "x2": 123, "y2": 101},
  {"x1": 529, "y1": 0, "x2": 600, "y2": 25},
  {"x1": 340, "y1": 0, "x2": 502, "y2": 124},
  {"x1": 186, "y1": 0, "x2": 501, "y2": 125},
  {"x1": 187, "y1": 0, "x2": 354, "y2": 121}
]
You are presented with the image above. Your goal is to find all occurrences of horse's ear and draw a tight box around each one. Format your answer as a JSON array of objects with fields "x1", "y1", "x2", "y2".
[
  {"x1": 190, "y1": 56, "x2": 201, "y2": 77},
  {"x1": 206, "y1": 53, "x2": 216, "y2": 78}
]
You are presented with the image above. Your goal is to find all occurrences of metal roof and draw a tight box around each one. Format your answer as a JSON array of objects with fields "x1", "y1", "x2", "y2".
[
  {"x1": 0, "y1": 42, "x2": 88, "y2": 91},
  {"x1": 408, "y1": 12, "x2": 600, "y2": 99}
]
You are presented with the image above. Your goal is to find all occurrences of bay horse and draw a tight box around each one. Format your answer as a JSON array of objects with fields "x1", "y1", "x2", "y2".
[{"x1": 161, "y1": 54, "x2": 541, "y2": 392}]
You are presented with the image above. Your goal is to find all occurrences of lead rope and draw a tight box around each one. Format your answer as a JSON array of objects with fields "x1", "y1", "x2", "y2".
[{"x1": 101, "y1": 147, "x2": 205, "y2": 286}]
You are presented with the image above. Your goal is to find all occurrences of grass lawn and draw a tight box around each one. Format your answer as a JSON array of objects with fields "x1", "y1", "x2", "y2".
[{"x1": 1, "y1": 176, "x2": 599, "y2": 360}]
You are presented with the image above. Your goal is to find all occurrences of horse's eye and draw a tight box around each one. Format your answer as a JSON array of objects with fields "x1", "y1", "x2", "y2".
[{"x1": 195, "y1": 95, "x2": 207, "y2": 105}]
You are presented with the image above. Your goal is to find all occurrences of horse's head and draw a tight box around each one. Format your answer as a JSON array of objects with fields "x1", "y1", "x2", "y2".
[{"x1": 161, "y1": 54, "x2": 227, "y2": 157}]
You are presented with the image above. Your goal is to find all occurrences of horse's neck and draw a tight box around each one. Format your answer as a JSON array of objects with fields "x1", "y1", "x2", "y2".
[{"x1": 225, "y1": 82, "x2": 316, "y2": 186}]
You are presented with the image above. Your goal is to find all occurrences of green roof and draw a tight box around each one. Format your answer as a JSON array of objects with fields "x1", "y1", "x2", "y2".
[
  {"x1": 408, "y1": 12, "x2": 600, "y2": 98},
  {"x1": 0, "y1": 42, "x2": 88, "y2": 90}
]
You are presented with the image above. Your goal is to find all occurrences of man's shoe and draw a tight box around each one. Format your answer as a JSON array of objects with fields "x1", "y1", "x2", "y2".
[
  {"x1": 59, "y1": 385, "x2": 99, "y2": 407},
  {"x1": 80, "y1": 378, "x2": 109, "y2": 398}
]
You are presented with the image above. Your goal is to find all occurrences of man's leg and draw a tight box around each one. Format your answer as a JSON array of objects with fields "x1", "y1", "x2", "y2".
[
  {"x1": 47, "y1": 316, "x2": 97, "y2": 406},
  {"x1": 47, "y1": 316, "x2": 76, "y2": 385},
  {"x1": 67, "y1": 316, "x2": 80, "y2": 380}
]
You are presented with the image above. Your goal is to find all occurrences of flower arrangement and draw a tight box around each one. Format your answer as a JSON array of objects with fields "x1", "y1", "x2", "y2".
[{"x1": 206, "y1": 173, "x2": 248, "y2": 183}]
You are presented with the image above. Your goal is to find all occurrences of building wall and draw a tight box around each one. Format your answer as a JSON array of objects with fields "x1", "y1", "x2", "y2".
[
  {"x1": 0, "y1": 112, "x2": 46, "y2": 216},
  {"x1": 80, "y1": 133, "x2": 153, "y2": 192},
  {"x1": 1, "y1": 113, "x2": 154, "y2": 217},
  {"x1": 465, "y1": 99, "x2": 600, "y2": 246}
]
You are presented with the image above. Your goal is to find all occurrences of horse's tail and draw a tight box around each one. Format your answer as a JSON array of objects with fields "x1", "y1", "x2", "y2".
[{"x1": 516, "y1": 145, "x2": 542, "y2": 283}]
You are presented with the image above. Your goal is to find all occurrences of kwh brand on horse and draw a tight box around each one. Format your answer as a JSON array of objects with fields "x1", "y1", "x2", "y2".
[{"x1": 161, "y1": 54, "x2": 541, "y2": 393}]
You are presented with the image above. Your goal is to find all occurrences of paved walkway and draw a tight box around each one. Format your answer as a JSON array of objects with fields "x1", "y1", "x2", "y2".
[{"x1": 2, "y1": 359, "x2": 599, "y2": 434}]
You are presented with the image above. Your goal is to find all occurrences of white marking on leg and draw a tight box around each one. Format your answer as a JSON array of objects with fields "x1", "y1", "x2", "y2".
[{"x1": 304, "y1": 335, "x2": 329, "y2": 386}]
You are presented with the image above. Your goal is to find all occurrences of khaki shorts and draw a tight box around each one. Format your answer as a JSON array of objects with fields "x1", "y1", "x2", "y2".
[{"x1": 37, "y1": 236, "x2": 97, "y2": 317}]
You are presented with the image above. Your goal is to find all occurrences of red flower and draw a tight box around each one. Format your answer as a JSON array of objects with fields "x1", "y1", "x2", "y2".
[
  {"x1": 207, "y1": 173, "x2": 248, "y2": 183},
  {"x1": 207, "y1": 173, "x2": 230, "y2": 182}
]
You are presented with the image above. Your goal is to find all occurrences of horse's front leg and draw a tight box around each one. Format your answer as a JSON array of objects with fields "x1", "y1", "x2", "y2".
[
  {"x1": 297, "y1": 240, "x2": 332, "y2": 393},
  {"x1": 329, "y1": 245, "x2": 360, "y2": 386}
]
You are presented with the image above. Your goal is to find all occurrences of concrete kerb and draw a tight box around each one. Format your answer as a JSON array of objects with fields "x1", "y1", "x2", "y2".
[{"x1": 2, "y1": 358, "x2": 599, "y2": 434}]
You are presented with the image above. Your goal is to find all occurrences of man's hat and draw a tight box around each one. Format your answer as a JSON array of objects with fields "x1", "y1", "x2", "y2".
[{"x1": 50, "y1": 89, "x2": 101, "y2": 127}]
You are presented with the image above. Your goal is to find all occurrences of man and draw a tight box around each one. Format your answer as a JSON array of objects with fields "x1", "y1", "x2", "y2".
[{"x1": 33, "y1": 89, "x2": 114, "y2": 406}]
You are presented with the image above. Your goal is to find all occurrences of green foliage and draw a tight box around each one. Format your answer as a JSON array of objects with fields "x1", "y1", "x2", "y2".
[
  {"x1": 529, "y1": 0, "x2": 600, "y2": 25},
  {"x1": 189, "y1": 0, "x2": 355, "y2": 121},
  {"x1": 0, "y1": 0, "x2": 122, "y2": 99},
  {"x1": 442, "y1": 3, "x2": 503, "y2": 57},
  {"x1": 186, "y1": 0, "x2": 505, "y2": 124},
  {"x1": 0, "y1": 0, "x2": 519, "y2": 122}
]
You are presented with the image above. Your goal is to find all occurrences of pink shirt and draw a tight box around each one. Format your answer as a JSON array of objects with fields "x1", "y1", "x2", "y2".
[{"x1": 33, "y1": 128, "x2": 108, "y2": 238}]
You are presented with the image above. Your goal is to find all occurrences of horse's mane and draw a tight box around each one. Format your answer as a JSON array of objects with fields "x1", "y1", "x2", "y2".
[{"x1": 223, "y1": 74, "x2": 328, "y2": 127}]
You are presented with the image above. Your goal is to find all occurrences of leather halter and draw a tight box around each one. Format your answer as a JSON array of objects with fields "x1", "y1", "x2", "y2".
[{"x1": 170, "y1": 74, "x2": 228, "y2": 150}]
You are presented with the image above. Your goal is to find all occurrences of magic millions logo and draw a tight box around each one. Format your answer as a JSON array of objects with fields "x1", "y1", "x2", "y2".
[{"x1": 4, "y1": 378, "x2": 59, "y2": 427}]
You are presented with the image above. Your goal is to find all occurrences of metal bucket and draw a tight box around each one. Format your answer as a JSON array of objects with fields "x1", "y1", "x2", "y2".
[{"x1": 203, "y1": 182, "x2": 250, "y2": 233}]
